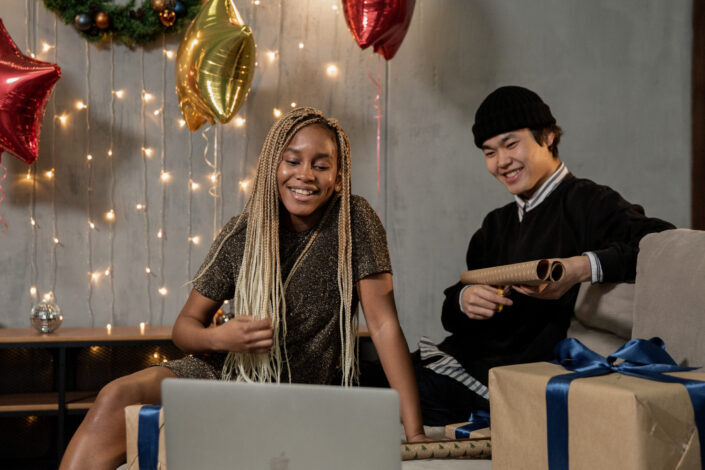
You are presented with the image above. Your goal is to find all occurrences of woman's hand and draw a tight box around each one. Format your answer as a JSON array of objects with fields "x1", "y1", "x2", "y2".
[
  {"x1": 172, "y1": 289, "x2": 273, "y2": 354},
  {"x1": 406, "y1": 432, "x2": 433, "y2": 443},
  {"x1": 212, "y1": 316, "x2": 273, "y2": 354},
  {"x1": 461, "y1": 284, "x2": 513, "y2": 319}
]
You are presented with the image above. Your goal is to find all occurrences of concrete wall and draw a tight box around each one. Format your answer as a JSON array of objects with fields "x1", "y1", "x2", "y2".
[{"x1": 0, "y1": 1, "x2": 691, "y2": 349}]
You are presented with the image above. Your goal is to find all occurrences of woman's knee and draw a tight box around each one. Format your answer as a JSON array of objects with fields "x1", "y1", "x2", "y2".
[{"x1": 94, "y1": 367, "x2": 175, "y2": 412}]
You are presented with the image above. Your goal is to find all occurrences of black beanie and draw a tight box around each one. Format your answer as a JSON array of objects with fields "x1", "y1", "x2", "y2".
[{"x1": 472, "y1": 86, "x2": 556, "y2": 148}]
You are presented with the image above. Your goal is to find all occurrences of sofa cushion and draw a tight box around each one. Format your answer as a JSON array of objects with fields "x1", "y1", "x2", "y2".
[
  {"x1": 573, "y1": 282, "x2": 634, "y2": 339},
  {"x1": 632, "y1": 229, "x2": 705, "y2": 367}
]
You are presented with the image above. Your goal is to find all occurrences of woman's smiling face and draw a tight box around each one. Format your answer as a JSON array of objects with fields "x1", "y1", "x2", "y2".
[{"x1": 277, "y1": 124, "x2": 341, "y2": 232}]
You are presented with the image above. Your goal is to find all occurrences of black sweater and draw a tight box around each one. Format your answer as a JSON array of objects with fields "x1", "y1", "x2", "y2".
[{"x1": 437, "y1": 174, "x2": 674, "y2": 385}]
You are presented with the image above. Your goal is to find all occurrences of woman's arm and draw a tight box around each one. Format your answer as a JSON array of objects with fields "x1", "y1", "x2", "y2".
[
  {"x1": 357, "y1": 273, "x2": 427, "y2": 443},
  {"x1": 172, "y1": 289, "x2": 273, "y2": 354}
]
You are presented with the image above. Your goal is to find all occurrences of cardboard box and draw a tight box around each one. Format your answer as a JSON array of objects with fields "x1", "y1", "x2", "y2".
[
  {"x1": 489, "y1": 361, "x2": 704, "y2": 470},
  {"x1": 125, "y1": 404, "x2": 167, "y2": 470}
]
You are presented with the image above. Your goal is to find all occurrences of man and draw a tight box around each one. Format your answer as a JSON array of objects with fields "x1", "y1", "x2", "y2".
[{"x1": 416, "y1": 85, "x2": 674, "y2": 425}]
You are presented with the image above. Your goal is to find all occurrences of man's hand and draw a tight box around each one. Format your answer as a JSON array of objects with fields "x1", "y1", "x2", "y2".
[
  {"x1": 212, "y1": 315, "x2": 274, "y2": 354},
  {"x1": 513, "y1": 255, "x2": 591, "y2": 300},
  {"x1": 461, "y1": 284, "x2": 513, "y2": 320}
]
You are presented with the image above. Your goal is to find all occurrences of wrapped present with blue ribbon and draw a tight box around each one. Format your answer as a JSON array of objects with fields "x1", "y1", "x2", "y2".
[
  {"x1": 125, "y1": 404, "x2": 166, "y2": 470},
  {"x1": 489, "y1": 337, "x2": 705, "y2": 470},
  {"x1": 444, "y1": 410, "x2": 491, "y2": 440}
]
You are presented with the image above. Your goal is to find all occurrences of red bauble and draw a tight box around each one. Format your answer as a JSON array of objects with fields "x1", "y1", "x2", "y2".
[
  {"x1": 0, "y1": 19, "x2": 61, "y2": 165},
  {"x1": 342, "y1": 0, "x2": 415, "y2": 60}
]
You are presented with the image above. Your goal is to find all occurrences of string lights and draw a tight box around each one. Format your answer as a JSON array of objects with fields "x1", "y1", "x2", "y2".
[{"x1": 9, "y1": 0, "x2": 354, "y2": 334}]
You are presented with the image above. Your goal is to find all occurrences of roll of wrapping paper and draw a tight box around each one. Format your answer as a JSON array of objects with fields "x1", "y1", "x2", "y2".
[
  {"x1": 460, "y1": 259, "x2": 564, "y2": 286},
  {"x1": 401, "y1": 438, "x2": 491, "y2": 460}
]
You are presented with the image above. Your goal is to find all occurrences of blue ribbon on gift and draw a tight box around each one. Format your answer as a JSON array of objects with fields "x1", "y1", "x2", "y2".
[
  {"x1": 546, "y1": 337, "x2": 705, "y2": 470},
  {"x1": 454, "y1": 410, "x2": 490, "y2": 438},
  {"x1": 137, "y1": 404, "x2": 162, "y2": 470}
]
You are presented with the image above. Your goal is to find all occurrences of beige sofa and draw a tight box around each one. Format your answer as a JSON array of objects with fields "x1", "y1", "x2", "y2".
[{"x1": 405, "y1": 228, "x2": 705, "y2": 469}]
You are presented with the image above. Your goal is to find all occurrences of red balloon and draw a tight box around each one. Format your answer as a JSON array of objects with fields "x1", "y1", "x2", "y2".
[
  {"x1": 342, "y1": 0, "x2": 415, "y2": 60},
  {"x1": 0, "y1": 18, "x2": 61, "y2": 165}
]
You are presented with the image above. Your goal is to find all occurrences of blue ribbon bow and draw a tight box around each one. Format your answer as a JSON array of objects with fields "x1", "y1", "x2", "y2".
[
  {"x1": 137, "y1": 404, "x2": 162, "y2": 470},
  {"x1": 454, "y1": 410, "x2": 490, "y2": 438},
  {"x1": 546, "y1": 337, "x2": 705, "y2": 469}
]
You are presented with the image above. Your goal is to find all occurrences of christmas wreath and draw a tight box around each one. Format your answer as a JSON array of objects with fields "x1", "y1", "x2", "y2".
[{"x1": 42, "y1": 0, "x2": 202, "y2": 46}]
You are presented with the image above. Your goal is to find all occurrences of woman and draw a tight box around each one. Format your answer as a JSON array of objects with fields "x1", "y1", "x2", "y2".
[{"x1": 60, "y1": 107, "x2": 427, "y2": 470}]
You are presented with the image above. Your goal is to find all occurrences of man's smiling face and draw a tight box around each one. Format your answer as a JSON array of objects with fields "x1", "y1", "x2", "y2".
[{"x1": 481, "y1": 128, "x2": 559, "y2": 199}]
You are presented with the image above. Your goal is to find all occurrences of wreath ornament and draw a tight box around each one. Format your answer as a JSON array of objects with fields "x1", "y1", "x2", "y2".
[{"x1": 42, "y1": 0, "x2": 203, "y2": 46}]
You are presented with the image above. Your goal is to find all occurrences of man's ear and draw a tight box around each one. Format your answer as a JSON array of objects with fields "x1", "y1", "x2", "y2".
[{"x1": 545, "y1": 131, "x2": 555, "y2": 148}]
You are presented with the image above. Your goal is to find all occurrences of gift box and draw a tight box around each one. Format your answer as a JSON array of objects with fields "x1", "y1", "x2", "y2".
[
  {"x1": 125, "y1": 404, "x2": 166, "y2": 470},
  {"x1": 489, "y1": 341, "x2": 705, "y2": 470},
  {"x1": 444, "y1": 423, "x2": 490, "y2": 440}
]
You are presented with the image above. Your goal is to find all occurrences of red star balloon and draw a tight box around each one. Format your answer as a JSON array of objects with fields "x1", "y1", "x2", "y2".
[
  {"x1": 0, "y1": 18, "x2": 61, "y2": 165},
  {"x1": 342, "y1": 0, "x2": 416, "y2": 60}
]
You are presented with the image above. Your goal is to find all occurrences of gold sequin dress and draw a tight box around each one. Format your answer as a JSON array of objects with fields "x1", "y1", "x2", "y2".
[{"x1": 162, "y1": 195, "x2": 391, "y2": 384}]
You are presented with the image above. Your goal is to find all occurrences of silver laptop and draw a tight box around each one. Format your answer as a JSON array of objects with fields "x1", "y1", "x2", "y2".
[{"x1": 162, "y1": 378, "x2": 401, "y2": 470}]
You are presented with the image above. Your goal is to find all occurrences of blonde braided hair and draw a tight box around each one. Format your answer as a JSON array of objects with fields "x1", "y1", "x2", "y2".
[{"x1": 195, "y1": 107, "x2": 356, "y2": 385}]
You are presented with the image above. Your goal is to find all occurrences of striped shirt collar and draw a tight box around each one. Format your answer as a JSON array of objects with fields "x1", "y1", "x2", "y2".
[{"x1": 514, "y1": 162, "x2": 569, "y2": 222}]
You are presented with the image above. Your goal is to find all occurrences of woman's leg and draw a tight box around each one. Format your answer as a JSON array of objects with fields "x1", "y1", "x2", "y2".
[{"x1": 59, "y1": 366, "x2": 177, "y2": 470}]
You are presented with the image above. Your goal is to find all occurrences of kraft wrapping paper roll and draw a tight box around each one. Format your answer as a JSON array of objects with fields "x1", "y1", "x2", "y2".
[{"x1": 460, "y1": 259, "x2": 564, "y2": 286}]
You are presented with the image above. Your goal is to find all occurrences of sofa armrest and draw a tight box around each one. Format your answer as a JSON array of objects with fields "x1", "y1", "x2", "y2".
[{"x1": 632, "y1": 229, "x2": 705, "y2": 366}]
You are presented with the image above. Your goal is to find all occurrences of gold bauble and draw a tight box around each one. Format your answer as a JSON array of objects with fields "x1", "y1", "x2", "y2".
[
  {"x1": 159, "y1": 9, "x2": 176, "y2": 27},
  {"x1": 95, "y1": 12, "x2": 110, "y2": 30},
  {"x1": 175, "y1": 0, "x2": 256, "y2": 131}
]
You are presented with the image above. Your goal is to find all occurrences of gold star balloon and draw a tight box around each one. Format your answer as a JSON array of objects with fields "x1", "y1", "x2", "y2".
[{"x1": 176, "y1": 0, "x2": 256, "y2": 131}]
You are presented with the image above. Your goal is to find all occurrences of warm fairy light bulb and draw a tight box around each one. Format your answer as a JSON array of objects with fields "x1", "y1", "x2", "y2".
[
  {"x1": 140, "y1": 322, "x2": 146, "y2": 334},
  {"x1": 273, "y1": 108, "x2": 282, "y2": 118},
  {"x1": 42, "y1": 42, "x2": 52, "y2": 52},
  {"x1": 266, "y1": 50, "x2": 277, "y2": 62},
  {"x1": 153, "y1": 352, "x2": 159, "y2": 359},
  {"x1": 298, "y1": 42, "x2": 304, "y2": 49},
  {"x1": 106, "y1": 323, "x2": 112, "y2": 334},
  {"x1": 29, "y1": 51, "x2": 36, "y2": 58},
  {"x1": 43, "y1": 292, "x2": 53, "y2": 301},
  {"x1": 58, "y1": 114, "x2": 68, "y2": 126},
  {"x1": 143, "y1": 147, "x2": 153, "y2": 157},
  {"x1": 143, "y1": 91, "x2": 154, "y2": 102},
  {"x1": 164, "y1": 49, "x2": 175, "y2": 59},
  {"x1": 189, "y1": 235, "x2": 201, "y2": 245},
  {"x1": 326, "y1": 64, "x2": 339, "y2": 77},
  {"x1": 254, "y1": 0, "x2": 260, "y2": 4},
  {"x1": 25, "y1": 170, "x2": 31, "y2": 181},
  {"x1": 234, "y1": 116, "x2": 245, "y2": 127},
  {"x1": 238, "y1": 179, "x2": 250, "y2": 192},
  {"x1": 178, "y1": 119, "x2": 186, "y2": 128},
  {"x1": 104, "y1": 268, "x2": 111, "y2": 276},
  {"x1": 30, "y1": 286, "x2": 37, "y2": 296},
  {"x1": 91, "y1": 272, "x2": 101, "y2": 281},
  {"x1": 86, "y1": 154, "x2": 93, "y2": 161},
  {"x1": 331, "y1": 4, "x2": 338, "y2": 10},
  {"x1": 30, "y1": 217, "x2": 36, "y2": 226},
  {"x1": 209, "y1": 172, "x2": 218, "y2": 183},
  {"x1": 53, "y1": 237, "x2": 60, "y2": 244},
  {"x1": 145, "y1": 267, "x2": 151, "y2": 274},
  {"x1": 114, "y1": 89, "x2": 125, "y2": 98},
  {"x1": 157, "y1": 229, "x2": 163, "y2": 239},
  {"x1": 158, "y1": 287, "x2": 168, "y2": 296},
  {"x1": 160, "y1": 171, "x2": 171, "y2": 182},
  {"x1": 75, "y1": 101, "x2": 86, "y2": 110},
  {"x1": 136, "y1": 203, "x2": 145, "y2": 210},
  {"x1": 89, "y1": 221, "x2": 96, "y2": 229},
  {"x1": 105, "y1": 209, "x2": 115, "y2": 221},
  {"x1": 153, "y1": 108, "x2": 161, "y2": 116},
  {"x1": 290, "y1": 102, "x2": 296, "y2": 108},
  {"x1": 190, "y1": 181, "x2": 200, "y2": 191},
  {"x1": 45, "y1": 169, "x2": 54, "y2": 179}
]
